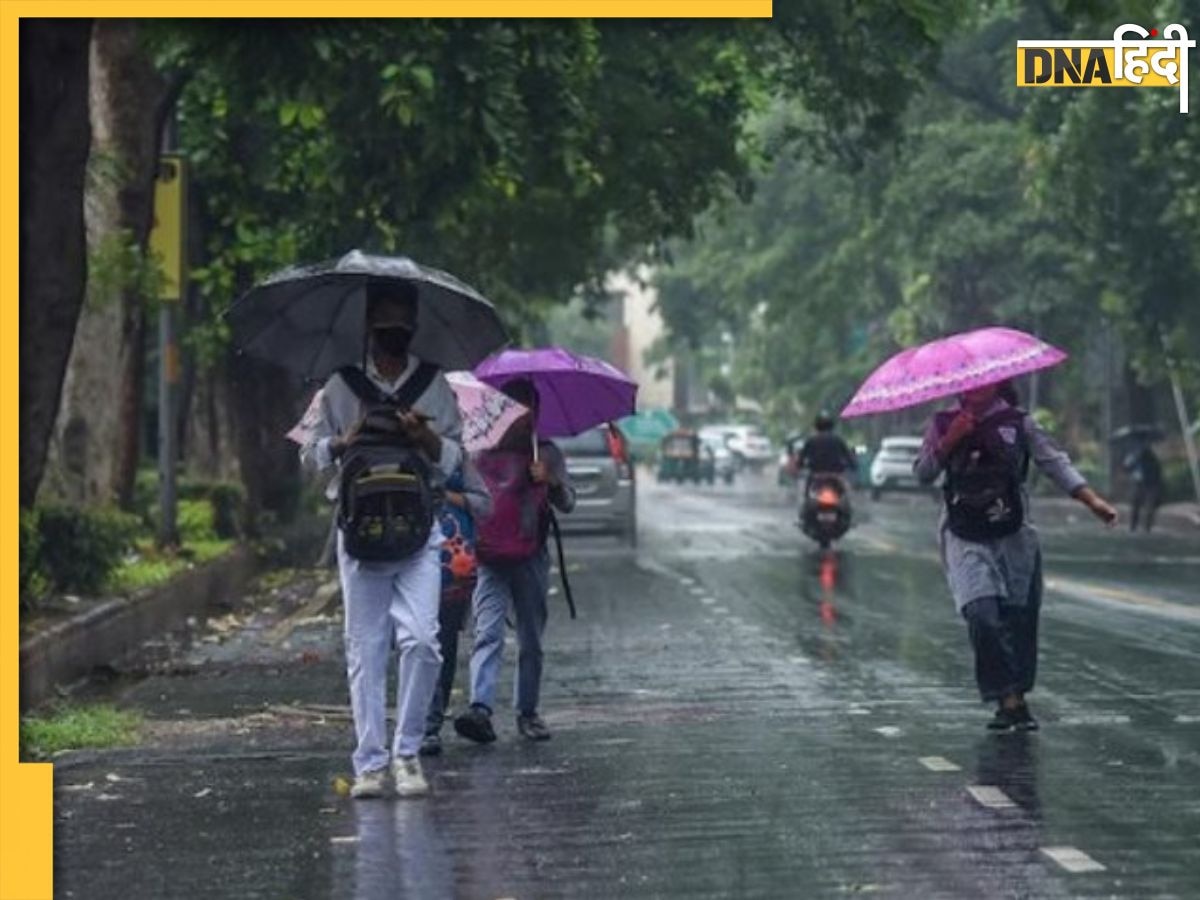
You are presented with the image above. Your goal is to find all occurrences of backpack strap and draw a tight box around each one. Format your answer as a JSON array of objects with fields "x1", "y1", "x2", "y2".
[{"x1": 337, "y1": 361, "x2": 439, "y2": 409}]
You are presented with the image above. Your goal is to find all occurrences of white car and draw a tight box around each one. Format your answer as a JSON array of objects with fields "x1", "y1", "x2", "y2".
[
  {"x1": 868, "y1": 436, "x2": 927, "y2": 499},
  {"x1": 699, "y1": 424, "x2": 775, "y2": 470}
]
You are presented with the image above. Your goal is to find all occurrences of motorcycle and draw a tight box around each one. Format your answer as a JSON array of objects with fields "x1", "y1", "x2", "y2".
[{"x1": 799, "y1": 473, "x2": 852, "y2": 549}]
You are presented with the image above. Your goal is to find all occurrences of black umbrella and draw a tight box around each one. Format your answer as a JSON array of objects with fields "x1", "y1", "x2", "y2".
[
  {"x1": 1109, "y1": 423, "x2": 1166, "y2": 444},
  {"x1": 227, "y1": 250, "x2": 509, "y2": 381}
]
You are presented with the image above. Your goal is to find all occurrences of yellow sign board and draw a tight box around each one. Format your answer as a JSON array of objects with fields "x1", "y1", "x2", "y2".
[{"x1": 149, "y1": 154, "x2": 187, "y2": 301}]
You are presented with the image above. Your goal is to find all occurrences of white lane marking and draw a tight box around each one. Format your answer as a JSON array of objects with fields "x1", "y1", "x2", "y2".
[
  {"x1": 699, "y1": 596, "x2": 717, "y2": 606},
  {"x1": 967, "y1": 785, "x2": 1016, "y2": 809},
  {"x1": 1174, "y1": 714, "x2": 1200, "y2": 723},
  {"x1": 1040, "y1": 846, "x2": 1106, "y2": 873},
  {"x1": 873, "y1": 726, "x2": 902, "y2": 738},
  {"x1": 1059, "y1": 714, "x2": 1131, "y2": 726},
  {"x1": 919, "y1": 756, "x2": 961, "y2": 772},
  {"x1": 330, "y1": 836, "x2": 359, "y2": 845},
  {"x1": 1046, "y1": 577, "x2": 1200, "y2": 622}
]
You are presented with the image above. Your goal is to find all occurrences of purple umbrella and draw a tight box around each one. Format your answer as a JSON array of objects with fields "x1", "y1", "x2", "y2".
[{"x1": 474, "y1": 347, "x2": 638, "y2": 438}]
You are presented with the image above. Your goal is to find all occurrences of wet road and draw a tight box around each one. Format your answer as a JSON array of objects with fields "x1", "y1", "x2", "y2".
[{"x1": 53, "y1": 473, "x2": 1200, "y2": 898}]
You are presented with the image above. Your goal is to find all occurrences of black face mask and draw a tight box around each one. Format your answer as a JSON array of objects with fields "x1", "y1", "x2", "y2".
[{"x1": 372, "y1": 326, "x2": 414, "y2": 358}]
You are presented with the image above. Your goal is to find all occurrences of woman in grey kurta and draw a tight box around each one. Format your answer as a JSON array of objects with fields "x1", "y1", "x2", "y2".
[{"x1": 914, "y1": 379, "x2": 1117, "y2": 730}]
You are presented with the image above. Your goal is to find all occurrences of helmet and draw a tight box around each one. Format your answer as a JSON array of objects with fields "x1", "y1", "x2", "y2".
[{"x1": 814, "y1": 410, "x2": 834, "y2": 432}]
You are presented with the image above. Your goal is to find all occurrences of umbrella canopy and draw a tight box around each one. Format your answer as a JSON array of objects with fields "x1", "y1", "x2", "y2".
[
  {"x1": 1110, "y1": 423, "x2": 1166, "y2": 444},
  {"x1": 474, "y1": 347, "x2": 638, "y2": 438},
  {"x1": 617, "y1": 408, "x2": 679, "y2": 452},
  {"x1": 841, "y1": 327, "x2": 1067, "y2": 419},
  {"x1": 227, "y1": 250, "x2": 509, "y2": 381},
  {"x1": 446, "y1": 372, "x2": 529, "y2": 453}
]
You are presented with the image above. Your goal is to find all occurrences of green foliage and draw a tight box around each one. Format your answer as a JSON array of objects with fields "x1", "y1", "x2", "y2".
[
  {"x1": 134, "y1": 469, "x2": 245, "y2": 539},
  {"x1": 653, "y1": 2, "x2": 1200, "y2": 442},
  {"x1": 177, "y1": 498, "x2": 216, "y2": 542},
  {"x1": 19, "y1": 509, "x2": 47, "y2": 604},
  {"x1": 34, "y1": 505, "x2": 141, "y2": 595},
  {"x1": 86, "y1": 228, "x2": 168, "y2": 312},
  {"x1": 20, "y1": 705, "x2": 142, "y2": 759}
]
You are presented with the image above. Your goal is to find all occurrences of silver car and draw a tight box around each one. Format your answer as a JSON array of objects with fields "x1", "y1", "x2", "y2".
[
  {"x1": 868, "y1": 435, "x2": 927, "y2": 499},
  {"x1": 556, "y1": 425, "x2": 637, "y2": 545}
]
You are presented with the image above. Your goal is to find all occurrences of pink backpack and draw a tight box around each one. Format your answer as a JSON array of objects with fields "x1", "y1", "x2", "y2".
[{"x1": 475, "y1": 450, "x2": 549, "y2": 564}]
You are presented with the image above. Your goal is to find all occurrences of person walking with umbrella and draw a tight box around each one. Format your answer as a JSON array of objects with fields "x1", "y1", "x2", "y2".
[
  {"x1": 232, "y1": 251, "x2": 509, "y2": 798},
  {"x1": 1121, "y1": 435, "x2": 1164, "y2": 532},
  {"x1": 453, "y1": 348, "x2": 637, "y2": 744},
  {"x1": 842, "y1": 328, "x2": 1117, "y2": 731}
]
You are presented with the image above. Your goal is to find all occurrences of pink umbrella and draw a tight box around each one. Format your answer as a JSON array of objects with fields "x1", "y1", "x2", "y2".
[
  {"x1": 285, "y1": 374, "x2": 527, "y2": 453},
  {"x1": 841, "y1": 326, "x2": 1067, "y2": 418},
  {"x1": 446, "y1": 372, "x2": 529, "y2": 452}
]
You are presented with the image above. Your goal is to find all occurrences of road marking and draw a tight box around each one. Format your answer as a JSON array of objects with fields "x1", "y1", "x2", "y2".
[
  {"x1": 1040, "y1": 846, "x2": 1106, "y2": 873},
  {"x1": 1175, "y1": 714, "x2": 1200, "y2": 723},
  {"x1": 967, "y1": 785, "x2": 1016, "y2": 809},
  {"x1": 873, "y1": 726, "x2": 902, "y2": 738},
  {"x1": 1046, "y1": 577, "x2": 1200, "y2": 622},
  {"x1": 919, "y1": 756, "x2": 961, "y2": 772},
  {"x1": 1059, "y1": 714, "x2": 1131, "y2": 726},
  {"x1": 330, "y1": 836, "x2": 359, "y2": 845}
]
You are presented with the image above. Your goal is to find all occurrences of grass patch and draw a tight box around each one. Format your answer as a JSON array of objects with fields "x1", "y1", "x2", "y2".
[
  {"x1": 109, "y1": 539, "x2": 235, "y2": 593},
  {"x1": 20, "y1": 704, "x2": 142, "y2": 759}
]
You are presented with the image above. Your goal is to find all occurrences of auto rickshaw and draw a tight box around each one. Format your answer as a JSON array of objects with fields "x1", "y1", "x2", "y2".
[{"x1": 656, "y1": 429, "x2": 715, "y2": 484}]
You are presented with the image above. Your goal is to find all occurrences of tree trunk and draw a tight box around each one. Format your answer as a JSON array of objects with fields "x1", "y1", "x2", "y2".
[
  {"x1": 19, "y1": 20, "x2": 93, "y2": 508},
  {"x1": 230, "y1": 350, "x2": 303, "y2": 533},
  {"x1": 44, "y1": 20, "x2": 172, "y2": 508}
]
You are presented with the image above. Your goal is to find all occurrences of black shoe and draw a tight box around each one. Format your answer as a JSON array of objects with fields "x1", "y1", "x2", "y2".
[
  {"x1": 516, "y1": 713, "x2": 551, "y2": 742},
  {"x1": 987, "y1": 706, "x2": 1021, "y2": 731},
  {"x1": 1013, "y1": 704, "x2": 1039, "y2": 731},
  {"x1": 454, "y1": 705, "x2": 496, "y2": 744},
  {"x1": 419, "y1": 731, "x2": 443, "y2": 757}
]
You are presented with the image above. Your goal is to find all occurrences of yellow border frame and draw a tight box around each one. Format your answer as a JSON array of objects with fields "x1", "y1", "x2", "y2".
[{"x1": 3, "y1": 4, "x2": 769, "y2": 897}]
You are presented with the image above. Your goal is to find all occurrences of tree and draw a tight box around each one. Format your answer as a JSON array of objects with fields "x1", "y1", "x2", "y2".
[{"x1": 20, "y1": 20, "x2": 93, "y2": 508}]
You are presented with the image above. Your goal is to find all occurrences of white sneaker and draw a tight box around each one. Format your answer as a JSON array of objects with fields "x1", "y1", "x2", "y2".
[
  {"x1": 350, "y1": 768, "x2": 389, "y2": 800},
  {"x1": 391, "y1": 756, "x2": 430, "y2": 798}
]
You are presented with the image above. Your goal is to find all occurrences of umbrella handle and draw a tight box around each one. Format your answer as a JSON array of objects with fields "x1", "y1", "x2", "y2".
[{"x1": 532, "y1": 432, "x2": 539, "y2": 463}]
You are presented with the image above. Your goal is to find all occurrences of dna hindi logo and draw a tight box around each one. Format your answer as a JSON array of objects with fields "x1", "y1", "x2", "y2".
[{"x1": 1016, "y1": 23, "x2": 1196, "y2": 113}]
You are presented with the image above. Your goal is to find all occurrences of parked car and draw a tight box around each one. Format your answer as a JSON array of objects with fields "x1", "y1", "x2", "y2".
[
  {"x1": 557, "y1": 424, "x2": 637, "y2": 545},
  {"x1": 700, "y1": 436, "x2": 736, "y2": 484},
  {"x1": 868, "y1": 435, "x2": 926, "y2": 499},
  {"x1": 699, "y1": 424, "x2": 775, "y2": 471}
]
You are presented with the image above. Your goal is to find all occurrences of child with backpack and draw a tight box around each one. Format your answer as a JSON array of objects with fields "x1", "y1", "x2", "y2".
[
  {"x1": 420, "y1": 463, "x2": 490, "y2": 757},
  {"x1": 454, "y1": 378, "x2": 576, "y2": 744},
  {"x1": 299, "y1": 279, "x2": 466, "y2": 799},
  {"x1": 914, "y1": 379, "x2": 1117, "y2": 731}
]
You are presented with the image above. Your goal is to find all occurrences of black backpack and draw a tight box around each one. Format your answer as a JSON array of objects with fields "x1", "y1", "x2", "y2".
[
  {"x1": 336, "y1": 364, "x2": 440, "y2": 562},
  {"x1": 938, "y1": 407, "x2": 1030, "y2": 542}
]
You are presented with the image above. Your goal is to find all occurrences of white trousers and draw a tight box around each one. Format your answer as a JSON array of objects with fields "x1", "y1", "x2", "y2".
[{"x1": 338, "y1": 527, "x2": 442, "y2": 774}]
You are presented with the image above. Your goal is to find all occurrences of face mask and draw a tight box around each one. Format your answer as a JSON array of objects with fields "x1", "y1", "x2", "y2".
[{"x1": 373, "y1": 326, "x2": 414, "y2": 358}]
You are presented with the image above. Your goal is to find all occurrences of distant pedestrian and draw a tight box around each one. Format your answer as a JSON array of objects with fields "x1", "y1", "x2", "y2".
[
  {"x1": 1123, "y1": 442, "x2": 1163, "y2": 532},
  {"x1": 915, "y1": 379, "x2": 1117, "y2": 731}
]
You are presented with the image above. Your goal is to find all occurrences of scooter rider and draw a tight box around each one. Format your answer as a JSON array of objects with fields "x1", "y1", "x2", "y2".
[{"x1": 798, "y1": 411, "x2": 858, "y2": 484}]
